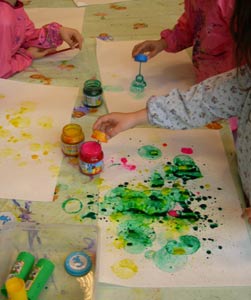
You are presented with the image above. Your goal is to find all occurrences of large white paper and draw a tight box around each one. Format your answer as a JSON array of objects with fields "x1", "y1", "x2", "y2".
[
  {"x1": 97, "y1": 128, "x2": 251, "y2": 287},
  {"x1": 73, "y1": 0, "x2": 130, "y2": 6},
  {"x1": 96, "y1": 39, "x2": 195, "y2": 112},
  {"x1": 0, "y1": 79, "x2": 78, "y2": 202},
  {"x1": 26, "y1": 8, "x2": 85, "y2": 61}
]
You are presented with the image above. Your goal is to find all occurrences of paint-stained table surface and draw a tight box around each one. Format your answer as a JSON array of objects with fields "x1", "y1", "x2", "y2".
[{"x1": 0, "y1": 0, "x2": 251, "y2": 299}]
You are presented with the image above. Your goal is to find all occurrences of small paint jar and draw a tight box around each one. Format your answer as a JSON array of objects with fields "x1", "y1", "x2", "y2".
[
  {"x1": 83, "y1": 79, "x2": 103, "y2": 108},
  {"x1": 61, "y1": 123, "x2": 85, "y2": 156},
  {"x1": 79, "y1": 141, "x2": 104, "y2": 175}
]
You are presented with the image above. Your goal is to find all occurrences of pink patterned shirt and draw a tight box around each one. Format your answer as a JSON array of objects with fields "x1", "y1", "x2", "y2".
[
  {"x1": 161, "y1": 0, "x2": 235, "y2": 83},
  {"x1": 0, "y1": 0, "x2": 63, "y2": 78}
]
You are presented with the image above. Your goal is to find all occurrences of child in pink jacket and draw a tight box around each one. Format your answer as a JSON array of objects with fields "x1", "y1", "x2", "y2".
[
  {"x1": 132, "y1": 0, "x2": 236, "y2": 129},
  {"x1": 132, "y1": 0, "x2": 235, "y2": 83},
  {"x1": 0, "y1": 0, "x2": 83, "y2": 79}
]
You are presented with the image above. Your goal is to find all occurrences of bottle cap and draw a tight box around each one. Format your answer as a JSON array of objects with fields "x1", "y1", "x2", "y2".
[
  {"x1": 134, "y1": 54, "x2": 148, "y2": 62},
  {"x1": 64, "y1": 251, "x2": 92, "y2": 277}
]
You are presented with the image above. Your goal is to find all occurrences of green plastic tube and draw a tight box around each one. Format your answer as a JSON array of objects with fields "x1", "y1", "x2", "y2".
[{"x1": 25, "y1": 258, "x2": 55, "y2": 300}]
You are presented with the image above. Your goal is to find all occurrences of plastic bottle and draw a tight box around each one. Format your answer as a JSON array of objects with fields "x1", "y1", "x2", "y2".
[{"x1": 25, "y1": 258, "x2": 55, "y2": 300}]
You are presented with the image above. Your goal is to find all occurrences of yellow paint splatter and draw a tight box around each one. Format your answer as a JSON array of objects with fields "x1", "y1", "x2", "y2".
[
  {"x1": 173, "y1": 247, "x2": 186, "y2": 255},
  {"x1": 0, "y1": 126, "x2": 11, "y2": 138},
  {"x1": 30, "y1": 143, "x2": 41, "y2": 151},
  {"x1": 9, "y1": 116, "x2": 31, "y2": 128},
  {"x1": 113, "y1": 237, "x2": 126, "y2": 249},
  {"x1": 8, "y1": 136, "x2": 19, "y2": 143},
  {"x1": 37, "y1": 116, "x2": 53, "y2": 129},
  {"x1": 18, "y1": 161, "x2": 27, "y2": 167},
  {"x1": 0, "y1": 148, "x2": 15, "y2": 157},
  {"x1": 49, "y1": 165, "x2": 60, "y2": 177},
  {"x1": 111, "y1": 259, "x2": 138, "y2": 279},
  {"x1": 21, "y1": 131, "x2": 32, "y2": 140}
]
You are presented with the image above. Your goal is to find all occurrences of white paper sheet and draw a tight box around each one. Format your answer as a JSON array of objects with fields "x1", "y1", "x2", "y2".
[
  {"x1": 26, "y1": 8, "x2": 85, "y2": 61},
  {"x1": 97, "y1": 128, "x2": 251, "y2": 287},
  {"x1": 0, "y1": 79, "x2": 78, "y2": 202},
  {"x1": 73, "y1": 0, "x2": 130, "y2": 7},
  {"x1": 96, "y1": 39, "x2": 195, "y2": 112}
]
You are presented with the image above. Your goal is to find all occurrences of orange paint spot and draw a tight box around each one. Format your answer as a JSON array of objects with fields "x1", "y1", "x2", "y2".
[
  {"x1": 30, "y1": 74, "x2": 52, "y2": 85},
  {"x1": 110, "y1": 4, "x2": 127, "y2": 10},
  {"x1": 58, "y1": 62, "x2": 75, "y2": 71},
  {"x1": 94, "y1": 12, "x2": 108, "y2": 17},
  {"x1": 133, "y1": 23, "x2": 148, "y2": 30},
  {"x1": 31, "y1": 154, "x2": 39, "y2": 160},
  {"x1": 205, "y1": 122, "x2": 223, "y2": 130}
]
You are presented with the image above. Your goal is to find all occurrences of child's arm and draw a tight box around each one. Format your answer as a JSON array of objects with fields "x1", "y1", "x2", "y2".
[
  {"x1": 22, "y1": 12, "x2": 83, "y2": 50},
  {"x1": 93, "y1": 110, "x2": 148, "y2": 139},
  {"x1": 93, "y1": 67, "x2": 249, "y2": 139},
  {"x1": 160, "y1": 2, "x2": 194, "y2": 52}
]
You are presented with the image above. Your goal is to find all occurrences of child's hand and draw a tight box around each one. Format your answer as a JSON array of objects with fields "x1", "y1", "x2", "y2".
[
  {"x1": 242, "y1": 207, "x2": 251, "y2": 224},
  {"x1": 93, "y1": 109, "x2": 148, "y2": 140},
  {"x1": 93, "y1": 113, "x2": 135, "y2": 139},
  {"x1": 26, "y1": 47, "x2": 57, "y2": 59},
  {"x1": 132, "y1": 39, "x2": 168, "y2": 59},
  {"x1": 59, "y1": 27, "x2": 83, "y2": 50}
]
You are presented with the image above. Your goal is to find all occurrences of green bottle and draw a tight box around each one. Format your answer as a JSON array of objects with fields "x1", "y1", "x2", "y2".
[
  {"x1": 1, "y1": 251, "x2": 35, "y2": 296},
  {"x1": 25, "y1": 258, "x2": 55, "y2": 300}
]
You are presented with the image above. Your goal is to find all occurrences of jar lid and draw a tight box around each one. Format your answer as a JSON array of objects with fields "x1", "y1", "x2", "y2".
[
  {"x1": 64, "y1": 251, "x2": 92, "y2": 277},
  {"x1": 134, "y1": 54, "x2": 148, "y2": 62}
]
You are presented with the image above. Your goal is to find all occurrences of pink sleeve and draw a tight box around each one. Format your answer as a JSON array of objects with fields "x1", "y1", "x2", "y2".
[
  {"x1": 160, "y1": 3, "x2": 194, "y2": 52},
  {"x1": 22, "y1": 13, "x2": 63, "y2": 49},
  {"x1": 0, "y1": 16, "x2": 32, "y2": 78}
]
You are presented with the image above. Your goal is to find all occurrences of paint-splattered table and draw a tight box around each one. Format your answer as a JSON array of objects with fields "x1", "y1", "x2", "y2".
[{"x1": 0, "y1": 0, "x2": 250, "y2": 300}]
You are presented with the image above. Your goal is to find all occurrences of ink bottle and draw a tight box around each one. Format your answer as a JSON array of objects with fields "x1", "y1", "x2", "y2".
[
  {"x1": 1, "y1": 251, "x2": 35, "y2": 297},
  {"x1": 83, "y1": 79, "x2": 103, "y2": 108},
  {"x1": 61, "y1": 123, "x2": 85, "y2": 156},
  {"x1": 25, "y1": 258, "x2": 55, "y2": 300},
  {"x1": 79, "y1": 141, "x2": 104, "y2": 175}
]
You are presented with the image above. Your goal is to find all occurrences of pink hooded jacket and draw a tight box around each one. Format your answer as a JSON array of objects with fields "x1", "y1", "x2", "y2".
[
  {"x1": 0, "y1": 0, "x2": 63, "y2": 78},
  {"x1": 161, "y1": 0, "x2": 235, "y2": 83}
]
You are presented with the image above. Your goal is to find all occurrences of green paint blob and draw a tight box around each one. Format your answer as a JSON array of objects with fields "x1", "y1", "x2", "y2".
[
  {"x1": 81, "y1": 212, "x2": 96, "y2": 220},
  {"x1": 210, "y1": 223, "x2": 218, "y2": 229},
  {"x1": 117, "y1": 219, "x2": 156, "y2": 254},
  {"x1": 62, "y1": 198, "x2": 83, "y2": 214},
  {"x1": 152, "y1": 247, "x2": 188, "y2": 272},
  {"x1": 166, "y1": 235, "x2": 201, "y2": 255},
  {"x1": 103, "y1": 85, "x2": 124, "y2": 92},
  {"x1": 150, "y1": 172, "x2": 164, "y2": 188},
  {"x1": 164, "y1": 155, "x2": 203, "y2": 183},
  {"x1": 138, "y1": 145, "x2": 162, "y2": 160},
  {"x1": 130, "y1": 74, "x2": 147, "y2": 93},
  {"x1": 99, "y1": 186, "x2": 191, "y2": 216}
]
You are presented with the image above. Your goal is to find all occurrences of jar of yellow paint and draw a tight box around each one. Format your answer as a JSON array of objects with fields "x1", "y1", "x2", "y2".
[{"x1": 61, "y1": 124, "x2": 85, "y2": 156}]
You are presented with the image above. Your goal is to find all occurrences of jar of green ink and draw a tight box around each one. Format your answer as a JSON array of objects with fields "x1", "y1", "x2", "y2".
[{"x1": 83, "y1": 79, "x2": 103, "y2": 108}]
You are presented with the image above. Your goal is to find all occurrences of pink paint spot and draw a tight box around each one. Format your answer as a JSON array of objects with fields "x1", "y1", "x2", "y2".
[
  {"x1": 162, "y1": 143, "x2": 167, "y2": 147},
  {"x1": 167, "y1": 210, "x2": 179, "y2": 217},
  {"x1": 120, "y1": 157, "x2": 136, "y2": 171},
  {"x1": 181, "y1": 147, "x2": 193, "y2": 154}
]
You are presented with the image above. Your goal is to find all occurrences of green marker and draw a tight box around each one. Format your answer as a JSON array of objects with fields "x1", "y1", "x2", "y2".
[
  {"x1": 25, "y1": 258, "x2": 55, "y2": 300},
  {"x1": 1, "y1": 251, "x2": 35, "y2": 297}
]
